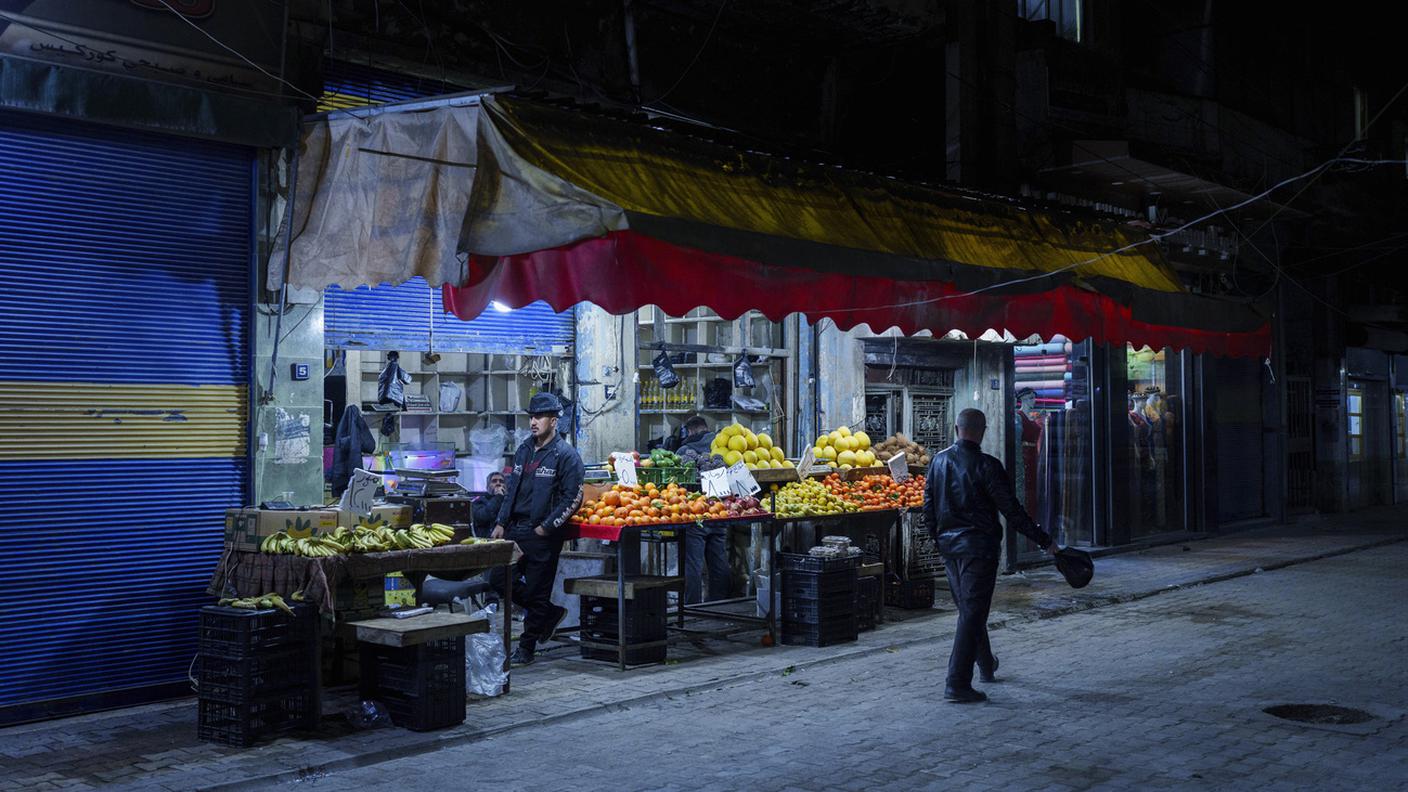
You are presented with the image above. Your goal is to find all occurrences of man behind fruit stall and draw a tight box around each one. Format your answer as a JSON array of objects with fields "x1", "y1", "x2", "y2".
[
  {"x1": 488, "y1": 393, "x2": 585, "y2": 665},
  {"x1": 671, "y1": 416, "x2": 730, "y2": 603}
]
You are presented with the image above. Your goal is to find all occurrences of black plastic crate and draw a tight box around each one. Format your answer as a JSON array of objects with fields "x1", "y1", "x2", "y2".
[
  {"x1": 885, "y1": 576, "x2": 936, "y2": 610},
  {"x1": 358, "y1": 639, "x2": 467, "y2": 731},
  {"x1": 197, "y1": 689, "x2": 317, "y2": 747},
  {"x1": 374, "y1": 686, "x2": 467, "y2": 732},
  {"x1": 779, "y1": 553, "x2": 862, "y2": 574},
  {"x1": 581, "y1": 643, "x2": 668, "y2": 666},
  {"x1": 197, "y1": 646, "x2": 316, "y2": 703},
  {"x1": 781, "y1": 568, "x2": 858, "y2": 599},
  {"x1": 199, "y1": 603, "x2": 317, "y2": 657},
  {"x1": 857, "y1": 575, "x2": 882, "y2": 631},
  {"x1": 781, "y1": 590, "x2": 857, "y2": 624},
  {"x1": 781, "y1": 615, "x2": 858, "y2": 647},
  {"x1": 580, "y1": 592, "x2": 667, "y2": 643}
]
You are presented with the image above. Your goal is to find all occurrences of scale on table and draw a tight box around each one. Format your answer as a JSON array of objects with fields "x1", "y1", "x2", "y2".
[{"x1": 393, "y1": 468, "x2": 463, "y2": 498}]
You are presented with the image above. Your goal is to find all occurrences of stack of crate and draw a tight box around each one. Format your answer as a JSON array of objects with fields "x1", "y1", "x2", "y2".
[
  {"x1": 579, "y1": 588, "x2": 669, "y2": 665},
  {"x1": 196, "y1": 602, "x2": 320, "y2": 746},
  {"x1": 780, "y1": 554, "x2": 860, "y2": 647}
]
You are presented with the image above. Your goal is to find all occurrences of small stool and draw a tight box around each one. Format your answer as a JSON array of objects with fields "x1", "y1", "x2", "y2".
[
  {"x1": 565, "y1": 576, "x2": 683, "y2": 666},
  {"x1": 349, "y1": 611, "x2": 488, "y2": 731}
]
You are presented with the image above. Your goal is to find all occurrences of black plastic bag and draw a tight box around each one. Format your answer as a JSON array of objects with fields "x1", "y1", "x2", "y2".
[
  {"x1": 1054, "y1": 547, "x2": 1094, "y2": 589},
  {"x1": 653, "y1": 349, "x2": 681, "y2": 389},
  {"x1": 733, "y1": 355, "x2": 755, "y2": 388},
  {"x1": 704, "y1": 377, "x2": 732, "y2": 408}
]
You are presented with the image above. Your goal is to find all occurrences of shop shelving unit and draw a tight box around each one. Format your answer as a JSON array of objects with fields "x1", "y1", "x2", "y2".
[
  {"x1": 634, "y1": 307, "x2": 790, "y2": 450},
  {"x1": 346, "y1": 350, "x2": 573, "y2": 457}
]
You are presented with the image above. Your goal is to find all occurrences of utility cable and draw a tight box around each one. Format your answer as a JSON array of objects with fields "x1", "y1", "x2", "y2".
[
  {"x1": 812, "y1": 157, "x2": 1408, "y2": 315},
  {"x1": 644, "y1": 0, "x2": 728, "y2": 106}
]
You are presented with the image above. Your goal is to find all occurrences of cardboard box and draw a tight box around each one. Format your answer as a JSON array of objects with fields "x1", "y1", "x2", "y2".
[
  {"x1": 337, "y1": 503, "x2": 413, "y2": 529},
  {"x1": 225, "y1": 507, "x2": 339, "y2": 552}
]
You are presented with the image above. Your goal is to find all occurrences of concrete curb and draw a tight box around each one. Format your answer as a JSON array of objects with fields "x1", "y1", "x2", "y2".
[{"x1": 205, "y1": 532, "x2": 1406, "y2": 791}]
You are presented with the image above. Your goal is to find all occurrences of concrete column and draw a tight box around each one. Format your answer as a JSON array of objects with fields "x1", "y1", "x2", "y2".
[{"x1": 573, "y1": 304, "x2": 638, "y2": 463}]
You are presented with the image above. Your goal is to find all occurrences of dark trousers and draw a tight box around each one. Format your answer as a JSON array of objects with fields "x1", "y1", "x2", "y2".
[
  {"x1": 684, "y1": 523, "x2": 731, "y2": 604},
  {"x1": 487, "y1": 528, "x2": 563, "y2": 649},
  {"x1": 943, "y1": 554, "x2": 999, "y2": 691}
]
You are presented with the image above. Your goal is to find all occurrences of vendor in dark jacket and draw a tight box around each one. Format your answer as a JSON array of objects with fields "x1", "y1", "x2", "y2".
[
  {"x1": 488, "y1": 392, "x2": 585, "y2": 665},
  {"x1": 471, "y1": 470, "x2": 507, "y2": 536},
  {"x1": 924, "y1": 407, "x2": 1060, "y2": 703}
]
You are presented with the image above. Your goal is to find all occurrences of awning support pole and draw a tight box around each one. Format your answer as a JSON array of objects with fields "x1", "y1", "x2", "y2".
[{"x1": 263, "y1": 145, "x2": 301, "y2": 405}]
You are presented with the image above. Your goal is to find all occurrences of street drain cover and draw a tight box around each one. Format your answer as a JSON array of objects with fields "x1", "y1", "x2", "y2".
[{"x1": 1263, "y1": 704, "x2": 1374, "y2": 725}]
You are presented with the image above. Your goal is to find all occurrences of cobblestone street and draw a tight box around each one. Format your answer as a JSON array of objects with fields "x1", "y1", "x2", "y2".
[{"x1": 299, "y1": 540, "x2": 1408, "y2": 791}]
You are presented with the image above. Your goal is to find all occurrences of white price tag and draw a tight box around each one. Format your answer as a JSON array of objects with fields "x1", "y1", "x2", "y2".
[
  {"x1": 701, "y1": 467, "x2": 732, "y2": 497},
  {"x1": 612, "y1": 452, "x2": 638, "y2": 487},
  {"x1": 797, "y1": 446, "x2": 816, "y2": 480},
  {"x1": 726, "y1": 461, "x2": 761, "y2": 497},
  {"x1": 887, "y1": 452, "x2": 911, "y2": 483},
  {"x1": 339, "y1": 468, "x2": 382, "y2": 517}
]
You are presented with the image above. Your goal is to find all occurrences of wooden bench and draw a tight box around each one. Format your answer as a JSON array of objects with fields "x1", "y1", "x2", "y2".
[
  {"x1": 347, "y1": 610, "x2": 489, "y2": 647},
  {"x1": 563, "y1": 575, "x2": 684, "y2": 600}
]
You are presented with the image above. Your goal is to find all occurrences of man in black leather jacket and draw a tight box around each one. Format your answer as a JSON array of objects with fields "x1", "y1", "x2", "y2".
[{"x1": 924, "y1": 408, "x2": 1059, "y2": 703}]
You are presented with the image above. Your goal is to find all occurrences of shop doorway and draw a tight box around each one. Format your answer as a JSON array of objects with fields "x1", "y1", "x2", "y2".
[{"x1": 1394, "y1": 388, "x2": 1408, "y2": 504}]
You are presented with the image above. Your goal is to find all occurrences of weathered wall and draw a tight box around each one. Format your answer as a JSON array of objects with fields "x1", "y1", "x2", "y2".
[
  {"x1": 574, "y1": 304, "x2": 638, "y2": 463},
  {"x1": 816, "y1": 320, "x2": 867, "y2": 432}
]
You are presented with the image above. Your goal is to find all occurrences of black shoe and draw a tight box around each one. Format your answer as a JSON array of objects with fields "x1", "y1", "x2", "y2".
[
  {"x1": 979, "y1": 654, "x2": 1000, "y2": 683},
  {"x1": 510, "y1": 646, "x2": 535, "y2": 666},
  {"x1": 538, "y1": 605, "x2": 569, "y2": 643},
  {"x1": 944, "y1": 687, "x2": 988, "y2": 704}
]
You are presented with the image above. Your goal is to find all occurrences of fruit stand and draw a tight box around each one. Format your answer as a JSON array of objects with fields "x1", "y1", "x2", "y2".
[{"x1": 564, "y1": 443, "x2": 930, "y2": 669}]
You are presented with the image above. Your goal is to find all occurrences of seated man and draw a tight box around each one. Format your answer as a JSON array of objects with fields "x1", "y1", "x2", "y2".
[{"x1": 472, "y1": 470, "x2": 507, "y2": 537}]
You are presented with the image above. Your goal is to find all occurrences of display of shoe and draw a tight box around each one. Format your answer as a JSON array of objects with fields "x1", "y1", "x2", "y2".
[
  {"x1": 539, "y1": 604, "x2": 569, "y2": 642},
  {"x1": 510, "y1": 646, "x2": 535, "y2": 666},
  {"x1": 944, "y1": 687, "x2": 988, "y2": 704},
  {"x1": 979, "y1": 654, "x2": 1000, "y2": 683}
]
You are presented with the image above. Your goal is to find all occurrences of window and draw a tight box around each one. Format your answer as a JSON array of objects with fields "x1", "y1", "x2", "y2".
[
  {"x1": 1126, "y1": 345, "x2": 1186, "y2": 537},
  {"x1": 1012, "y1": 335, "x2": 1095, "y2": 550},
  {"x1": 1019, "y1": 0, "x2": 1083, "y2": 42},
  {"x1": 1347, "y1": 385, "x2": 1365, "y2": 461}
]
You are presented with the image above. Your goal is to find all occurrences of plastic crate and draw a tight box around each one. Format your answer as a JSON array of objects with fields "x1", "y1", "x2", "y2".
[
  {"x1": 198, "y1": 603, "x2": 317, "y2": 657},
  {"x1": 778, "y1": 552, "x2": 862, "y2": 574},
  {"x1": 781, "y1": 590, "x2": 857, "y2": 624},
  {"x1": 781, "y1": 568, "x2": 858, "y2": 599},
  {"x1": 358, "y1": 639, "x2": 467, "y2": 731},
  {"x1": 196, "y1": 646, "x2": 317, "y2": 703},
  {"x1": 857, "y1": 574, "x2": 882, "y2": 631},
  {"x1": 781, "y1": 615, "x2": 858, "y2": 647},
  {"x1": 885, "y1": 576, "x2": 936, "y2": 610},
  {"x1": 636, "y1": 465, "x2": 699, "y2": 487},
  {"x1": 197, "y1": 689, "x2": 318, "y2": 747},
  {"x1": 580, "y1": 592, "x2": 668, "y2": 644}
]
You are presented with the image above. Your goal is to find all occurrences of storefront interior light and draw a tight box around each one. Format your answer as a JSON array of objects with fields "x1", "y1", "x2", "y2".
[{"x1": 490, "y1": 300, "x2": 512, "y2": 313}]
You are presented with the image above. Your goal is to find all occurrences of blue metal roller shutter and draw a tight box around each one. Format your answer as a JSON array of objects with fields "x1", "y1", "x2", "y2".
[
  {"x1": 0, "y1": 109, "x2": 252, "y2": 724},
  {"x1": 325, "y1": 277, "x2": 575, "y2": 354}
]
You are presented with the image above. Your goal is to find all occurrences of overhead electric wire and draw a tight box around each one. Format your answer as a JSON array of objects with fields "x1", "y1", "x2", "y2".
[
  {"x1": 813, "y1": 157, "x2": 1408, "y2": 315},
  {"x1": 152, "y1": 0, "x2": 322, "y2": 104},
  {"x1": 644, "y1": 0, "x2": 729, "y2": 106}
]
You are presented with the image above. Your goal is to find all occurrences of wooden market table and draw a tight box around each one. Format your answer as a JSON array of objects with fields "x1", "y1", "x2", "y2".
[{"x1": 208, "y1": 540, "x2": 518, "y2": 689}]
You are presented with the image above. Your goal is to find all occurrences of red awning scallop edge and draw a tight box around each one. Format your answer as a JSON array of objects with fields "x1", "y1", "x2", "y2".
[{"x1": 444, "y1": 230, "x2": 1270, "y2": 357}]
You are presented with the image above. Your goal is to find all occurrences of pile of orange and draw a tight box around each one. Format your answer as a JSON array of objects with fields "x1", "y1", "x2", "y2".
[
  {"x1": 574, "y1": 482, "x2": 728, "y2": 527},
  {"x1": 822, "y1": 473, "x2": 927, "y2": 510}
]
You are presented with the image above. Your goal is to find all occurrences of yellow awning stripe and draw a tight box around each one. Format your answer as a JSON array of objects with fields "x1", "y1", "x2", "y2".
[
  {"x1": 487, "y1": 97, "x2": 1182, "y2": 293},
  {"x1": 0, "y1": 382, "x2": 247, "y2": 460}
]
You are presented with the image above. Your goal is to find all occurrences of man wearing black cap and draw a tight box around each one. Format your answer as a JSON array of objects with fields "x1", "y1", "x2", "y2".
[
  {"x1": 488, "y1": 392, "x2": 585, "y2": 665},
  {"x1": 924, "y1": 407, "x2": 1060, "y2": 703}
]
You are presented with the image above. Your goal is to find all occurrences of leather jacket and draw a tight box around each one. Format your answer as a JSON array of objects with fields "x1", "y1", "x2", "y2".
[{"x1": 923, "y1": 439, "x2": 1052, "y2": 559}]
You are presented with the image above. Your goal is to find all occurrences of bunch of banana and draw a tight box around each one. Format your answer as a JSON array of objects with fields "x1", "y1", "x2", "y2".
[
  {"x1": 259, "y1": 531, "x2": 296, "y2": 554},
  {"x1": 420, "y1": 523, "x2": 456, "y2": 545},
  {"x1": 290, "y1": 535, "x2": 344, "y2": 557},
  {"x1": 217, "y1": 592, "x2": 296, "y2": 616}
]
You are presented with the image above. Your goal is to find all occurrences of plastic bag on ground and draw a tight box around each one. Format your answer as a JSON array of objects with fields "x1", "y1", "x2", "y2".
[
  {"x1": 465, "y1": 604, "x2": 508, "y2": 697},
  {"x1": 346, "y1": 700, "x2": 392, "y2": 729}
]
